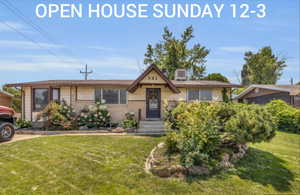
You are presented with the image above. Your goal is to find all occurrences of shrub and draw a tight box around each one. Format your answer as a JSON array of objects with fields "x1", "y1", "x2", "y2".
[
  {"x1": 15, "y1": 119, "x2": 32, "y2": 129},
  {"x1": 121, "y1": 112, "x2": 138, "y2": 129},
  {"x1": 224, "y1": 105, "x2": 277, "y2": 144},
  {"x1": 41, "y1": 102, "x2": 74, "y2": 130},
  {"x1": 165, "y1": 102, "x2": 277, "y2": 169},
  {"x1": 77, "y1": 102, "x2": 111, "y2": 128},
  {"x1": 266, "y1": 100, "x2": 300, "y2": 133}
]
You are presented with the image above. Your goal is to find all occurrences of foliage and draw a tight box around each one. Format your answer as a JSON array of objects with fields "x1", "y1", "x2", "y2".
[
  {"x1": 41, "y1": 101, "x2": 75, "y2": 130},
  {"x1": 232, "y1": 88, "x2": 245, "y2": 96},
  {"x1": 144, "y1": 26, "x2": 209, "y2": 80},
  {"x1": 241, "y1": 46, "x2": 286, "y2": 85},
  {"x1": 224, "y1": 106, "x2": 277, "y2": 144},
  {"x1": 0, "y1": 132, "x2": 299, "y2": 194},
  {"x1": 77, "y1": 101, "x2": 111, "y2": 128},
  {"x1": 266, "y1": 100, "x2": 300, "y2": 133},
  {"x1": 165, "y1": 102, "x2": 277, "y2": 168},
  {"x1": 15, "y1": 119, "x2": 32, "y2": 129},
  {"x1": 121, "y1": 112, "x2": 138, "y2": 129},
  {"x1": 203, "y1": 73, "x2": 229, "y2": 83},
  {"x1": 2, "y1": 86, "x2": 21, "y2": 113},
  {"x1": 222, "y1": 88, "x2": 230, "y2": 103}
]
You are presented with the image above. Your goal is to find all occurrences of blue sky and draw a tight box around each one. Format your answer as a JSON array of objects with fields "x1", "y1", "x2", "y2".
[{"x1": 0, "y1": 0, "x2": 299, "y2": 86}]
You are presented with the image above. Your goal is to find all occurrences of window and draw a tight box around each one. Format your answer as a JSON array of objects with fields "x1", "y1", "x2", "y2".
[
  {"x1": 103, "y1": 89, "x2": 119, "y2": 104},
  {"x1": 188, "y1": 89, "x2": 199, "y2": 101},
  {"x1": 200, "y1": 89, "x2": 212, "y2": 101},
  {"x1": 51, "y1": 88, "x2": 60, "y2": 102},
  {"x1": 120, "y1": 89, "x2": 127, "y2": 104},
  {"x1": 188, "y1": 89, "x2": 212, "y2": 101},
  {"x1": 95, "y1": 88, "x2": 102, "y2": 102},
  {"x1": 95, "y1": 88, "x2": 127, "y2": 104},
  {"x1": 33, "y1": 88, "x2": 49, "y2": 111}
]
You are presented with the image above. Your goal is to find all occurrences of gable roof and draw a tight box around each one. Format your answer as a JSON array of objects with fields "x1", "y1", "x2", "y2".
[
  {"x1": 235, "y1": 85, "x2": 300, "y2": 99},
  {"x1": 127, "y1": 64, "x2": 180, "y2": 93}
]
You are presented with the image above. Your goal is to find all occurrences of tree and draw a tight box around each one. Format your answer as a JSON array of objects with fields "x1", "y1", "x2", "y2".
[
  {"x1": 3, "y1": 86, "x2": 21, "y2": 113},
  {"x1": 203, "y1": 73, "x2": 229, "y2": 83},
  {"x1": 144, "y1": 26, "x2": 209, "y2": 80},
  {"x1": 241, "y1": 46, "x2": 286, "y2": 85}
]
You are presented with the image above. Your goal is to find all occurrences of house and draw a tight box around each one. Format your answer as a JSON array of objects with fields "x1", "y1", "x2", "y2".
[
  {"x1": 0, "y1": 90, "x2": 13, "y2": 107},
  {"x1": 5, "y1": 64, "x2": 240, "y2": 122},
  {"x1": 235, "y1": 85, "x2": 300, "y2": 108}
]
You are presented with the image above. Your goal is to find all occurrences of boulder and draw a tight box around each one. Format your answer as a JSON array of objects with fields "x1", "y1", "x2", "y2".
[
  {"x1": 188, "y1": 166, "x2": 210, "y2": 176},
  {"x1": 152, "y1": 167, "x2": 172, "y2": 177}
]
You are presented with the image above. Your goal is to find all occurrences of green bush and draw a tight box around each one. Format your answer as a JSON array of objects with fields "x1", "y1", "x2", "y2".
[
  {"x1": 165, "y1": 102, "x2": 277, "y2": 169},
  {"x1": 266, "y1": 100, "x2": 300, "y2": 133},
  {"x1": 121, "y1": 112, "x2": 138, "y2": 129},
  {"x1": 15, "y1": 119, "x2": 32, "y2": 129},
  {"x1": 224, "y1": 105, "x2": 276, "y2": 144},
  {"x1": 41, "y1": 102, "x2": 75, "y2": 130},
  {"x1": 77, "y1": 102, "x2": 111, "y2": 128}
]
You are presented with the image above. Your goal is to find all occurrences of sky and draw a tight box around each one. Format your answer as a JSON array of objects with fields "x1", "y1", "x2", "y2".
[{"x1": 0, "y1": 0, "x2": 299, "y2": 87}]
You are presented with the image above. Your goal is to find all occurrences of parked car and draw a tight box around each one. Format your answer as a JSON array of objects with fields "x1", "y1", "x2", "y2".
[{"x1": 0, "y1": 106, "x2": 15, "y2": 141}]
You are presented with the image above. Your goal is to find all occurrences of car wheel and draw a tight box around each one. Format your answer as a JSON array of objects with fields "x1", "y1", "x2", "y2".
[{"x1": 0, "y1": 123, "x2": 15, "y2": 141}]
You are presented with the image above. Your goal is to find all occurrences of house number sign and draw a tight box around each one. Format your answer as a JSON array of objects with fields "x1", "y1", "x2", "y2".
[{"x1": 147, "y1": 76, "x2": 158, "y2": 81}]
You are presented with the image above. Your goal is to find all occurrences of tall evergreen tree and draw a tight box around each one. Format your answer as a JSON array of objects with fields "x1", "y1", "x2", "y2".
[
  {"x1": 144, "y1": 26, "x2": 209, "y2": 80},
  {"x1": 241, "y1": 47, "x2": 286, "y2": 85}
]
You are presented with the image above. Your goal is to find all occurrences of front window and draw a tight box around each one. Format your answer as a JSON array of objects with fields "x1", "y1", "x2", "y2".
[
  {"x1": 33, "y1": 88, "x2": 49, "y2": 111},
  {"x1": 188, "y1": 89, "x2": 212, "y2": 101},
  {"x1": 188, "y1": 89, "x2": 199, "y2": 101},
  {"x1": 103, "y1": 89, "x2": 119, "y2": 104},
  {"x1": 200, "y1": 89, "x2": 212, "y2": 101},
  {"x1": 95, "y1": 88, "x2": 127, "y2": 104},
  {"x1": 51, "y1": 88, "x2": 60, "y2": 102}
]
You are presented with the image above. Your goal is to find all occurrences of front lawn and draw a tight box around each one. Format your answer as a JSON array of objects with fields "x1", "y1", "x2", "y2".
[{"x1": 0, "y1": 132, "x2": 299, "y2": 194}]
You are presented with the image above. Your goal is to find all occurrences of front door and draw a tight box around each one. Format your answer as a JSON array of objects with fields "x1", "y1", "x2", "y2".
[{"x1": 146, "y1": 88, "x2": 161, "y2": 118}]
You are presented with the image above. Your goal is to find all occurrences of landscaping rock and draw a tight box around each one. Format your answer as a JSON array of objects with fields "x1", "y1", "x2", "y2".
[
  {"x1": 32, "y1": 121, "x2": 45, "y2": 129},
  {"x1": 151, "y1": 167, "x2": 172, "y2": 177},
  {"x1": 112, "y1": 127, "x2": 125, "y2": 133},
  {"x1": 126, "y1": 128, "x2": 136, "y2": 133},
  {"x1": 79, "y1": 126, "x2": 88, "y2": 130},
  {"x1": 188, "y1": 166, "x2": 210, "y2": 176}
]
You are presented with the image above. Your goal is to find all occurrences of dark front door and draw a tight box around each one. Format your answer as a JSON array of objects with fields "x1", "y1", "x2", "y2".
[{"x1": 146, "y1": 88, "x2": 161, "y2": 118}]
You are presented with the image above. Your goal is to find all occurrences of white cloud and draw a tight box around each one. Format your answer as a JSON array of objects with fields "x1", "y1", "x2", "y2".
[
  {"x1": 0, "y1": 40, "x2": 64, "y2": 49},
  {"x1": 219, "y1": 46, "x2": 257, "y2": 53},
  {"x1": 0, "y1": 21, "x2": 33, "y2": 34},
  {"x1": 87, "y1": 46, "x2": 115, "y2": 51},
  {"x1": 0, "y1": 54, "x2": 139, "y2": 72},
  {"x1": 0, "y1": 22, "x2": 24, "y2": 32}
]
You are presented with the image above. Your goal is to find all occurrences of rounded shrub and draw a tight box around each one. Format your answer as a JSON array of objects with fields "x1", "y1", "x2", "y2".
[
  {"x1": 165, "y1": 102, "x2": 278, "y2": 170},
  {"x1": 266, "y1": 100, "x2": 300, "y2": 133}
]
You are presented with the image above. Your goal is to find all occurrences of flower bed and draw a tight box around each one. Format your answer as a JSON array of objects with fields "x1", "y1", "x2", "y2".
[{"x1": 151, "y1": 102, "x2": 278, "y2": 178}]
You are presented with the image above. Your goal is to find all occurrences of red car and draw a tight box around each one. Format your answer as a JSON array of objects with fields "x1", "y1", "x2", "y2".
[{"x1": 0, "y1": 106, "x2": 15, "y2": 141}]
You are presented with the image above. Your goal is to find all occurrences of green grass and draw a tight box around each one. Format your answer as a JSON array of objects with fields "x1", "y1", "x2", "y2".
[{"x1": 0, "y1": 132, "x2": 299, "y2": 194}]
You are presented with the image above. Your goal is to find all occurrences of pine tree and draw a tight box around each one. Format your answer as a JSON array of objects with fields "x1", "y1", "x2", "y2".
[{"x1": 144, "y1": 26, "x2": 209, "y2": 80}]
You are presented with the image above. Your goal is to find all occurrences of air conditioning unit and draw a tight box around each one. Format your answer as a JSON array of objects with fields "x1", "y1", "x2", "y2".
[{"x1": 175, "y1": 69, "x2": 187, "y2": 81}]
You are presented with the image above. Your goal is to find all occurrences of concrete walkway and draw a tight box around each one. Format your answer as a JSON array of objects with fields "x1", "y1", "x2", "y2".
[{"x1": 0, "y1": 134, "x2": 41, "y2": 145}]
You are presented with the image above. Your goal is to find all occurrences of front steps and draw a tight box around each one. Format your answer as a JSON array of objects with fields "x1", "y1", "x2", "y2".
[{"x1": 136, "y1": 120, "x2": 165, "y2": 135}]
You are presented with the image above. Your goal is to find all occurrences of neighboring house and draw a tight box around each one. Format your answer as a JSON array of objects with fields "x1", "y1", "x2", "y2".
[
  {"x1": 0, "y1": 90, "x2": 13, "y2": 107},
  {"x1": 235, "y1": 85, "x2": 300, "y2": 108},
  {"x1": 6, "y1": 64, "x2": 240, "y2": 122}
]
